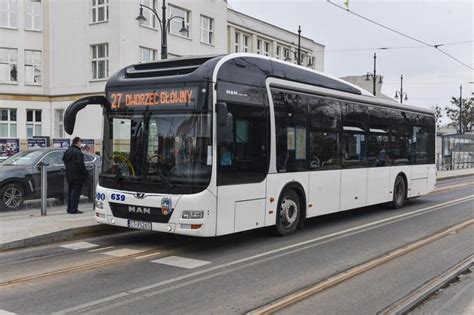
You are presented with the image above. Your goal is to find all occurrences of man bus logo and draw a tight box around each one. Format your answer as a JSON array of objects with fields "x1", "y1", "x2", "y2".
[
  {"x1": 128, "y1": 206, "x2": 151, "y2": 214},
  {"x1": 161, "y1": 197, "x2": 172, "y2": 216}
]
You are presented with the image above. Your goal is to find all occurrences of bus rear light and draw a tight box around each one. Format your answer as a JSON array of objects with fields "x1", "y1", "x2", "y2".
[
  {"x1": 182, "y1": 210, "x2": 204, "y2": 219},
  {"x1": 191, "y1": 224, "x2": 202, "y2": 230}
]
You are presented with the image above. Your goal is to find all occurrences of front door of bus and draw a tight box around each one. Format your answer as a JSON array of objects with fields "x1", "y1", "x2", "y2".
[{"x1": 216, "y1": 104, "x2": 269, "y2": 235}]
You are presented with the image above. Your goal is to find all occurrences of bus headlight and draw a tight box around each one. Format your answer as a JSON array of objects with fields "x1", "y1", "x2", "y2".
[
  {"x1": 95, "y1": 200, "x2": 104, "y2": 209},
  {"x1": 182, "y1": 210, "x2": 204, "y2": 219}
]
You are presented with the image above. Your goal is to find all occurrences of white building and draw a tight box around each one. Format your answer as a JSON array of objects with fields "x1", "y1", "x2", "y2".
[{"x1": 0, "y1": 0, "x2": 325, "y2": 153}]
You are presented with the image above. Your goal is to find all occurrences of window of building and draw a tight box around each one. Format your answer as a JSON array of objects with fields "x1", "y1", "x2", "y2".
[
  {"x1": 276, "y1": 46, "x2": 282, "y2": 59},
  {"x1": 263, "y1": 41, "x2": 270, "y2": 56},
  {"x1": 139, "y1": 46, "x2": 157, "y2": 63},
  {"x1": 284, "y1": 48, "x2": 290, "y2": 61},
  {"x1": 0, "y1": 0, "x2": 16, "y2": 28},
  {"x1": 55, "y1": 109, "x2": 64, "y2": 138},
  {"x1": 168, "y1": 5, "x2": 190, "y2": 37},
  {"x1": 140, "y1": 0, "x2": 157, "y2": 29},
  {"x1": 242, "y1": 34, "x2": 249, "y2": 52},
  {"x1": 256, "y1": 40, "x2": 262, "y2": 54},
  {"x1": 26, "y1": 109, "x2": 41, "y2": 137},
  {"x1": 25, "y1": 50, "x2": 41, "y2": 85},
  {"x1": 25, "y1": 0, "x2": 41, "y2": 31},
  {"x1": 234, "y1": 32, "x2": 240, "y2": 52},
  {"x1": 0, "y1": 48, "x2": 17, "y2": 83},
  {"x1": 91, "y1": 0, "x2": 108, "y2": 23},
  {"x1": 200, "y1": 15, "x2": 213, "y2": 44},
  {"x1": 0, "y1": 108, "x2": 17, "y2": 137},
  {"x1": 91, "y1": 43, "x2": 108, "y2": 80}
]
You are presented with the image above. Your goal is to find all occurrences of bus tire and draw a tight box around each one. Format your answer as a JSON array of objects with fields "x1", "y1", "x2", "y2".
[
  {"x1": 274, "y1": 189, "x2": 300, "y2": 236},
  {"x1": 392, "y1": 175, "x2": 406, "y2": 209}
]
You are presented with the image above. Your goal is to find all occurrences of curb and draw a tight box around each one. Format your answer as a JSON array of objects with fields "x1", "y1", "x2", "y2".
[
  {"x1": 0, "y1": 224, "x2": 129, "y2": 252},
  {"x1": 437, "y1": 173, "x2": 474, "y2": 181}
]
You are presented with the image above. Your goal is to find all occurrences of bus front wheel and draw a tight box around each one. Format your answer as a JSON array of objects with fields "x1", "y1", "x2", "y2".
[
  {"x1": 274, "y1": 190, "x2": 300, "y2": 236},
  {"x1": 392, "y1": 176, "x2": 407, "y2": 209}
]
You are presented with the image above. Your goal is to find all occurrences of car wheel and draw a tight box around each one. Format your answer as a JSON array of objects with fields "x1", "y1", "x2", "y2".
[
  {"x1": 392, "y1": 176, "x2": 407, "y2": 209},
  {"x1": 0, "y1": 183, "x2": 25, "y2": 210},
  {"x1": 274, "y1": 189, "x2": 300, "y2": 236}
]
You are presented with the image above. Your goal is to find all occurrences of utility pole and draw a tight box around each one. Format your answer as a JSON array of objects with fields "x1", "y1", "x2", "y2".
[
  {"x1": 459, "y1": 84, "x2": 463, "y2": 134},
  {"x1": 373, "y1": 53, "x2": 376, "y2": 96},
  {"x1": 297, "y1": 25, "x2": 301, "y2": 66}
]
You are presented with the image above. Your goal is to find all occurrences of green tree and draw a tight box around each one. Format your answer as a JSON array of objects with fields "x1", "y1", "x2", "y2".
[{"x1": 445, "y1": 97, "x2": 473, "y2": 133}]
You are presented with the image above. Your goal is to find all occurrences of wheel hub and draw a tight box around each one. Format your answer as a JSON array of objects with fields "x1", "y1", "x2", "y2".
[
  {"x1": 3, "y1": 187, "x2": 22, "y2": 208},
  {"x1": 280, "y1": 198, "x2": 298, "y2": 227}
]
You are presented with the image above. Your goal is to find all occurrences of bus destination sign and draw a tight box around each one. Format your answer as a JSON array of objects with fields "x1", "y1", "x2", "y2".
[{"x1": 108, "y1": 88, "x2": 197, "y2": 110}]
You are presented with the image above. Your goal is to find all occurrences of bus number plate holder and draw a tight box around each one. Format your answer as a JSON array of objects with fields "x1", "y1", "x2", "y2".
[{"x1": 128, "y1": 219, "x2": 152, "y2": 231}]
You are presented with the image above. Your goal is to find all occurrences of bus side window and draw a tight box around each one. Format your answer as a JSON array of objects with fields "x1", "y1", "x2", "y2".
[{"x1": 217, "y1": 103, "x2": 269, "y2": 186}]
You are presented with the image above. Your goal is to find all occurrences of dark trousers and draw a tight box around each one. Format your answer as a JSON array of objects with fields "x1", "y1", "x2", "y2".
[{"x1": 67, "y1": 182, "x2": 82, "y2": 213}]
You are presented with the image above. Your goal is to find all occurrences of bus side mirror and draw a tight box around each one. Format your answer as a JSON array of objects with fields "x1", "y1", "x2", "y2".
[
  {"x1": 216, "y1": 102, "x2": 234, "y2": 146},
  {"x1": 64, "y1": 95, "x2": 110, "y2": 135}
]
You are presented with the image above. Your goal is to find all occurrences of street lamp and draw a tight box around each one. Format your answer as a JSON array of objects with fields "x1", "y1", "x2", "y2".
[
  {"x1": 283, "y1": 26, "x2": 302, "y2": 65},
  {"x1": 365, "y1": 53, "x2": 382, "y2": 96},
  {"x1": 136, "y1": 0, "x2": 188, "y2": 60},
  {"x1": 394, "y1": 74, "x2": 408, "y2": 104}
]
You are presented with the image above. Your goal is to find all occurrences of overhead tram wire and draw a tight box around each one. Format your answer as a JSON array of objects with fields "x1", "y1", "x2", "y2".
[
  {"x1": 319, "y1": 40, "x2": 474, "y2": 53},
  {"x1": 326, "y1": 0, "x2": 474, "y2": 70}
]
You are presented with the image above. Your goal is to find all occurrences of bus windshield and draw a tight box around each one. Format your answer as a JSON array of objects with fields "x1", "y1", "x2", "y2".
[{"x1": 100, "y1": 111, "x2": 212, "y2": 194}]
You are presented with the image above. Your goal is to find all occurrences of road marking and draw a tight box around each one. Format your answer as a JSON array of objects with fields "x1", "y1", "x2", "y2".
[
  {"x1": 432, "y1": 182, "x2": 474, "y2": 194},
  {"x1": 59, "y1": 242, "x2": 99, "y2": 250},
  {"x1": 53, "y1": 196, "x2": 473, "y2": 314},
  {"x1": 134, "y1": 252, "x2": 161, "y2": 260},
  {"x1": 102, "y1": 248, "x2": 146, "y2": 257},
  {"x1": 248, "y1": 220, "x2": 474, "y2": 315},
  {"x1": 51, "y1": 293, "x2": 129, "y2": 315},
  {"x1": 0, "y1": 310, "x2": 17, "y2": 315},
  {"x1": 151, "y1": 256, "x2": 210, "y2": 269},
  {"x1": 88, "y1": 246, "x2": 115, "y2": 253}
]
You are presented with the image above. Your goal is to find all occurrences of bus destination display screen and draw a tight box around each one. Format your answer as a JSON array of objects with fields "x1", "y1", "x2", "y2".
[{"x1": 108, "y1": 88, "x2": 197, "y2": 110}]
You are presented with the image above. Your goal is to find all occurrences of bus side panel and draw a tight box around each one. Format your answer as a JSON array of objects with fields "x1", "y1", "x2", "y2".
[
  {"x1": 340, "y1": 169, "x2": 368, "y2": 211},
  {"x1": 367, "y1": 167, "x2": 391, "y2": 205},
  {"x1": 410, "y1": 165, "x2": 429, "y2": 197},
  {"x1": 216, "y1": 183, "x2": 266, "y2": 236},
  {"x1": 265, "y1": 173, "x2": 309, "y2": 227},
  {"x1": 427, "y1": 165, "x2": 436, "y2": 193},
  {"x1": 389, "y1": 165, "x2": 412, "y2": 200},
  {"x1": 307, "y1": 170, "x2": 341, "y2": 217}
]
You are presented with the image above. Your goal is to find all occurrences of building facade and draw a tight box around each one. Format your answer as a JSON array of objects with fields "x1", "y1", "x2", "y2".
[{"x1": 0, "y1": 0, "x2": 325, "y2": 155}]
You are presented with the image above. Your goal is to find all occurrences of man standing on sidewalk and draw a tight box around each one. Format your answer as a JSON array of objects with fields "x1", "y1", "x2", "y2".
[{"x1": 62, "y1": 137, "x2": 88, "y2": 214}]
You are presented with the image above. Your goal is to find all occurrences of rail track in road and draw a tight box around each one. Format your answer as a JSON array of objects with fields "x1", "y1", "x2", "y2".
[
  {"x1": 247, "y1": 219, "x2": 474, "y2": 315},
  {"x1": 0, "y1": 181, "x2": 472, "y2": 290}
]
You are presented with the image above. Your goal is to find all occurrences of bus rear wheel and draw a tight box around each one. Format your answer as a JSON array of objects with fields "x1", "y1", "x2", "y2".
[
  {"x1": 274, "y1": 190, "x2": 300, "y2": 236},
  {"x1": 392, "y1": 176, "x2": 406, "y2": 209}
]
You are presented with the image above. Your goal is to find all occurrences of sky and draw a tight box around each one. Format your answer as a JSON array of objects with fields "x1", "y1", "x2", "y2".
[{"x1": 228, "y1": 0, "x2": 473, "y2": 125}]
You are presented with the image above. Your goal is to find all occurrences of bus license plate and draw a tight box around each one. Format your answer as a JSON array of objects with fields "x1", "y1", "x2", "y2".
[{"x1": 128, "y1": 219, "x2": 152, "y2": 231}]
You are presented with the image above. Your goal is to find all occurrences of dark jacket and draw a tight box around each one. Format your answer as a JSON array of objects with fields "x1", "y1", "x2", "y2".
[{"x1": 63, "y1": 145, "x2": 88, "y2": 183}]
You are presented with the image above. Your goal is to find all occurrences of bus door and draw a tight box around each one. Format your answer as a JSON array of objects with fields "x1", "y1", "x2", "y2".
[{"x1": 215, "y1": 102, "x2": 269, "y2": 235}]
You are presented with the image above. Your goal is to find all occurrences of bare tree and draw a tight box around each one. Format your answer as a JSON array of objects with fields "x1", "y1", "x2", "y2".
[{"x1": 432, "y1": 104, "x2": 443, "y2": 128}]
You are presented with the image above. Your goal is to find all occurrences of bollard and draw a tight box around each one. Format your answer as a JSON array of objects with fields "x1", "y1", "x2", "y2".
[
  {"x1": 92, "y1": 162, "x2": 99, "y2": 210},
  {"x1": 38, "y1": 162, "x2": 49, "y2": 216}
]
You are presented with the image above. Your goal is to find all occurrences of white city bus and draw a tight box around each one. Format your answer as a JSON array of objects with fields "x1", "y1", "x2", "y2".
[{"x1": 65, "y1": 53, "x2": 436, "y2": 236}]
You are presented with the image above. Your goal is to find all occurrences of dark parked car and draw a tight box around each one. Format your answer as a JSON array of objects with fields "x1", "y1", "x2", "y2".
[{"x1": 0, "y1": 148, "x2": 100, "y2": 210}]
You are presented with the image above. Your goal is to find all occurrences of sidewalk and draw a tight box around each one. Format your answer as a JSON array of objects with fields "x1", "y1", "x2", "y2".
[
  {"x1": 437, "y1": 168, "x2": 474, "y2": 180},
  {"x1": 1, "y1": 169, "x2": 472, "y2": 252},
  {"x1": 0, "y1": 203, "x2": 126, "y2": 251}
]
